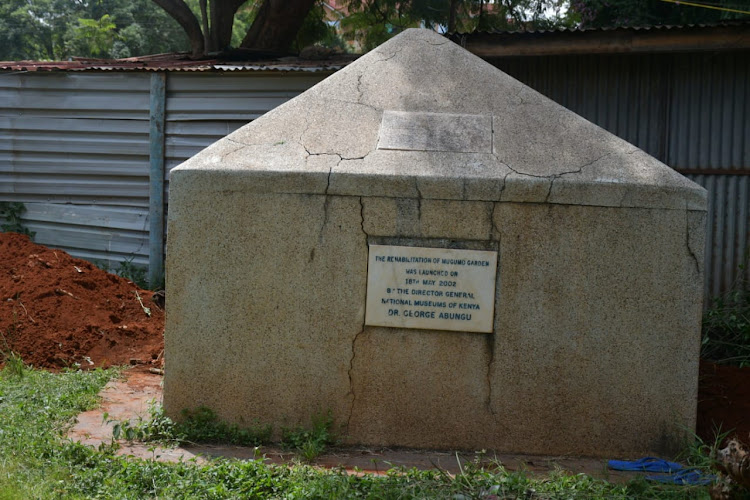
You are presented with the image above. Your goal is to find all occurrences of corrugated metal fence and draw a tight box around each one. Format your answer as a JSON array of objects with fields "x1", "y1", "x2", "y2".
[
  {"x1": 0, "y1": 71, "x2": 328, "y2": 269},
  {"x1": 494, "y1": 51, "x2": 750, "y2": 300},
  {"x1": 1, "y1": 54, "x2": 748, "y2": 300}
]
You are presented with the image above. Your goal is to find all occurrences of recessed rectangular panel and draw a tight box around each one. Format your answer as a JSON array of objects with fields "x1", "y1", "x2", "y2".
[
  {"x1": 365, "y1": 245, "x2": 498, "y2": 333},
  {"x1": 377, "y1": 111, "x2": 492, "y2": 153}
]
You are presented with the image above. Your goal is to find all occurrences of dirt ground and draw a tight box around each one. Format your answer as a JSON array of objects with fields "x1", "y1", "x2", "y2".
[
  {"x1": 0, "y1": 233, "x2": 164, "y2": 369},
  {"x1": 2, "y1": 232, "x2": 749, "y2": 459}
]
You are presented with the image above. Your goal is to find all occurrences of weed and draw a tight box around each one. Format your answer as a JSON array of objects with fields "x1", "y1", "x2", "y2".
[
  {"x1": 95, "y1": 256, "x2": 164, "y2": 290},
  {"x1": 109, "y1": 403, "x2": 272, "y2": 447},
  {"x1": 281, "y1": 410, "x2": 335, "y2": 461},
  {"x1": 0, "y1": 351, "x2": 26, "y2": 379},
  {"x1": 702, "y1": 282, "x2": 750, "y2": 367},
  {"x1": 106, "y1": 400, "x2": 183, "y2": 444},
  {"x1": 0, "y1": 311, "x2": 25, "y2": 378},
  {"x1": 115, "y1": 257, "x2": 150, "y2": 289},
  {"x1": 0, "y1": 202, "x2": 34, "y2": 238},
  {"x1": 678, "y1": 426, "x2": 733, "y2": 469},
  {"x1": 177, "y1": 406, "x2": 273, "y2": 446}
]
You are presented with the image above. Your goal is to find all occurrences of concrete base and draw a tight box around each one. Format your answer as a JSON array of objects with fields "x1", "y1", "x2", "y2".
[{"x1": 165, "y1": 189, "x2": 704, "y2": 456}]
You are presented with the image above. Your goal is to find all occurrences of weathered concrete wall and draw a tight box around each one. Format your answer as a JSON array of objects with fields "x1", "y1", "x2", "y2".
[
  {"x1": 167, "y1": 185, "x2": 703, "y2": 455},
  {"x1": 165, "y1": 28, "x2": 707, "y2": 456}
]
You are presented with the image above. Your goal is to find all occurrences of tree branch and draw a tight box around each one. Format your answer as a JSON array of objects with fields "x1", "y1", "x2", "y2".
[
  {"x1": 151, "y1": 0, "x2": 205, "y2": 57},
  {"x1": 240, "y1": 0, "x2": 317, "y2": 52}
]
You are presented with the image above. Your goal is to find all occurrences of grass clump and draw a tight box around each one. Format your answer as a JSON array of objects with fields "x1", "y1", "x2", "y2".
[
  {"x1": 0, "y1": 201, "x2": 35, "y2": 238},
  {"x1": 110, "y1": 403, "x2": 272, "y2": 448},
  {"x1": 281, "y1": 411, "x2": 336, "y2": 461},
  {"x1": 177, "y1": 406, "x2": 272, "y2": 446}
]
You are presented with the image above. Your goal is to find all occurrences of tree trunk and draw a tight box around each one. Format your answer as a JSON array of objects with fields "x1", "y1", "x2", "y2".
[
  {"x1": 209, "y1": 0, "x2": 240, "y2": 52},
  {"x1": 151, "y1": 0, "x2": 205, "y2": 57},
  {"x1": 240, "y1": 0, "x2": 317, "y2": 53},
  {"x1": 199, "y1": 0, "x2": 212, "y2": 52},
  {"x1": 448, "y1": 0, "x2": 459, "y2": 33}
]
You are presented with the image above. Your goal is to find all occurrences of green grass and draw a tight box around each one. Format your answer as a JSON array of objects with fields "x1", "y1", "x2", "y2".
[
  {"x1": 0, "y1": 363, "x2": 714, "y2": 499},
  {"x1": 281, "y1": 410, "x2": 336, "y2": 461}
]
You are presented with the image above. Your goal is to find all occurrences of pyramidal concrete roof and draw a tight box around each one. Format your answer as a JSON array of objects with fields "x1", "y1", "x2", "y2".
[{"x1": 172, "y1": 29, "x2": 706, "y2": 211}]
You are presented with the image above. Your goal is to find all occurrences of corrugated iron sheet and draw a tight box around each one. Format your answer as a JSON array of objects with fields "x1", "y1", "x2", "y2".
[
  {"x1": 0, "y1": 72, "x2": 151, "y2": 266},
  {"x1": 0, "y1": 71, "x2": 328, "y2": 268}
]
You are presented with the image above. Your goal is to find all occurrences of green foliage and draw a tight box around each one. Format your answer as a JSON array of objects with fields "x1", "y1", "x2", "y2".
[
  {"x1": 702, "y1": 269, "x2": 750, "y2": 367},
  {"x1": 69, "y1": 15, "x2": 118, "y2": 57},
  {"x1": 341, "y1": 0, "x2": 575, "y2": 51},
  {"x1": 0, "y1": 351, "x2": 26, "y2": 379},
  {"x1": 281, "y1": 411, "x2": 336, "y2": 461},
  {"x1": 0, "y1": 0, "x2": 188, "y2": 60},
  {"x1": 0, "y1": 367, "x2": 113, "y2": 495},
  {"x1": 293, "y1": 3, "x2": 346, "y2": 52},
  {"x1": 177, "y1": 406, "x2": 273, "y2": 446},
  {"x1": 0, "y1": 202, "x2": 34, "y2": 238},
  {"x1": 107, "y1": 400, "x2": 184, "y2": 444},
  {"x1": 678, "y1": 427, "x2": 733, "y2": 470},
  {"x1": 0, "y1": 367, "x2": 715, "y2": 498},
  {"x1": 110, "y1": 402, "x2": 272, "y2": 447},
  {"x1": 114, "y1": 257, "x2": 150, "y2": 290},
  {"x1": 1, "y1": 309, "x2": 25, "y2": 378},
  {"x1": 571, "y1": 0, "x2": 749, "y2": 29}
]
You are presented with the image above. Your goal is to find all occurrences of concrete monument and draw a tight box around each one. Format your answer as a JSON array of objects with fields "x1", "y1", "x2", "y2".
[{"x1": 165, "y1": 29, "x2": 707, "y2": 456}]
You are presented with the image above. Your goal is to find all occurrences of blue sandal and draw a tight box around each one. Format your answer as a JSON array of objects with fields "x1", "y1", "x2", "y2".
[
  {"x1": 646, "y1": 468, "x2": 716, "y2": 486},
  {"x1": 607, "y1": 457, "x2": 683, "y2": 473}
]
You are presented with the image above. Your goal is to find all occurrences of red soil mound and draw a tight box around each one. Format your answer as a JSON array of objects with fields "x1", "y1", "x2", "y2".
[
  {"x1": 698, "y1": 360, "x2": 750, "y2": 447},
  {"x1": 0, "y1": 232, "x2": 164, "y2": 369}
]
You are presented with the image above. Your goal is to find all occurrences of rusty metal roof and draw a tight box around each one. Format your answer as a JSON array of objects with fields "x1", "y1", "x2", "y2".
[
  {"x1": 447, "y1": 19, "x2": 750, "y2": 36},
  {"x1": 0, "y1": 52, "x2": 357, "y2": 73},
  {"x1": 449, "y1": 20, "x2": 750, "y2": 56}
]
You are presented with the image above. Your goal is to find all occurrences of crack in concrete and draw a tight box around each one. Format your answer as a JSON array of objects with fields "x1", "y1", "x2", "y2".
[
  {"x1": 498, "y1": 151, "x2": 614, "y2": 180},
  {"x1": 325, "y1": 166, "x2": 333, "y2": 194},
  {"x1": 359, "y1": 196, "x2": 368, "y2": 238},
  {"x1": 318, "y1": 193, "x2": 331, "y2": 243},
  {"x1": 414, "y1": 179, "x2": 423, "y2": 221},
  {"x1": 348, "y1": 200, "x2": 368, "y2": 433},
  {"x1": 355, "y1": 72, "x2": 365, "y2": 104},
  {"x1": 218, "y1": 141, "x2": 246, "y2": 162},
  {"x1": 686, "y1": 211, "x2": 701, "y2": 276},
  {"x1": 325, "y1": 96, "x2": 379, "y2": 112},
  {"x1": 485, "y1": 334, "x2": 496, "y2": 417},
  {"x1": 498, "y1": 171, "x2": 509, "y2": 201},
  {"x1": 490, "y1": 116, "x2": 495, "y2": 155},
  {"x1": 544, "y1": 178, "x2": 555, "y2": 203},
  {"x1": 346, "y1": 328, "x2": 364, "y2": 433},
  {"x1": 488, "y1": 202, "x2": 497, "y2": 241},
  {"x1": 375, "y1": 46, "x2": 405, "y2": 63}
]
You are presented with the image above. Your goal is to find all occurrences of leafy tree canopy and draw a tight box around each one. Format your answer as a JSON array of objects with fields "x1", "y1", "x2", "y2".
[
  {"x1": 0, "y1": 0, "x2": 188, "y2": 61},
  {"x1": 570, "y1": 0, "x2": 749, "y2": 28},
  {"x1": 3, "y1": 0, "x2": 745, "y2": 61}
]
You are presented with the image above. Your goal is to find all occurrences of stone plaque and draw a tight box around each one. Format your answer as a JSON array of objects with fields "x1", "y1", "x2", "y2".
[
  {"x1": 377, "y1": 111, "x2": 492, "y2": 153},
  {"x1": 365, "y1": 245, "x2": 498, "y2": 333}
]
